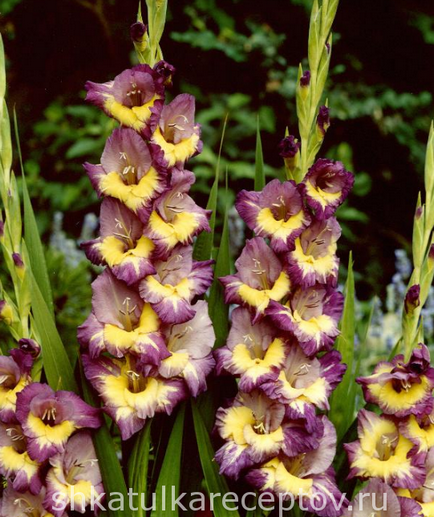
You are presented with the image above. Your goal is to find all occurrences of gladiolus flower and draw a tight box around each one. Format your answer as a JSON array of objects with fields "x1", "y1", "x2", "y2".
[
  {"x1": 287, "y1": 217, "x2": 341, "y2": 288},
  {"x1": 0, "y1": 487, "x2": 60, "y2": 517},
  {"x1": 357, "y1": 344, "x2": 434, "y2": 418},
  {"x1": 15, "y1": 383, "x2": 101, "y2": 462},
  {"x1": 220, "y1": 237, "x2": 290, "y2": 323},
  {"x1": 84, "y1": 127, "x2": 166, "y2": 223},
  {"x1": 235, "y1": 180, "x2": 310, "y2": 253},
  {"x1": 78, "y1": 269, "x2": 168, "y2": 366},
  {"x1": 0, "y1": 422, "x2": 43, "y2": 494},
  {"x1": 144, "y1": 169, "x2": 211, "y2": 256},
  {"x1": 82, "y1": 354, "x2": 186, "y2": 440},
  {"x1": 139, "y1": 245, "x2": 213, "y2": 324},
  {"x1": 85, "y1": 64, "x2": 164, "y2": 136},
  {"x1": 44, "y1": 431, "x2": 103, "y2": 517},
  {"x1": 160, "y1": 300, "x2": 215, "y2": 396},
  {"x1": 301, "y1": 159, "x2": 354, "y2": 220},
  {"x1": 215, "y1": 307, "x2": 286, "y2": 392},
  {"x1": 343, "y1": 479, "x2": 407, "y2": 517},
  {"x1": 344, "y1": 409, "x2": 426, "y2": 489},
  {"x1": 267, "y1": 284, "x2": 343, "y2": 356},
  {"x1": 81, "y1": 198, "x2": 156, "y2": 285},
  {"x1": 0, "y1": 349, "x2": 33, "y2": 423},
  {"x1": 151, "y1": 94, "x2": 202, "y2": 167}
]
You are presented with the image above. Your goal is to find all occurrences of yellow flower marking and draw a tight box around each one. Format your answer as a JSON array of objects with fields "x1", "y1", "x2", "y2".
[
  {"x1": 256, "y1": 208, "x2": 306, "y2": 240},
  {"x1": 231, "y1": 338, "x2": 286, "y2": 380},
  {"x1": 0, "y1": 445, "x2": 39, "y2": 479},
  {"x1": 27, "y1": 413, "x2": 75, "y2": 447},
  {"x1": 237, "y1": 272, "x2": 290, "y2": 313},
  {"x1": 152, "y1": 126, "x2": 200, "y2": 167},
  {"x1": 148, "y1": 210, "x2": 199, "y2": 249},
  {"x1": 104, "y1": 94, "x2": 160, "y2": 131},
  {"x1": 99, "y1": 235, "x2": 154, "y2": 271},
  {"x1": 305, "y1": 181, "x2": 341, "y2": 208},
  {"x1": 368, "y1": 374, "x2": 431, "y2": 413}
]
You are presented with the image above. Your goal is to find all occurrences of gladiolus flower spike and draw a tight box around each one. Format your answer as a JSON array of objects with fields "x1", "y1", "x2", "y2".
[
  {"x1": 80, "y1": 60, "x2": 215, "y2": 441},
  {"x1": 215, "y1": 147, "x2": 354, "y2": 514}
]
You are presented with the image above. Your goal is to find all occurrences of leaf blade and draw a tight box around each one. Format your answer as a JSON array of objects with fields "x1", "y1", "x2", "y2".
[{"x1": 254, "y1": 117, "x2": 265, "y2": 191}]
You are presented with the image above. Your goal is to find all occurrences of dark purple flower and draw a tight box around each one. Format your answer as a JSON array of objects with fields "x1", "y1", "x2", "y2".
[
  {"x1": 278, "y1": 135, "x2": 301, "y2": 159},
  {"x1": 300, "y1": 70, "x2": 311, "y2": 87},
  {"x1": 154, "y1": 60, "x2": 176, "y2": 88},
  {"x1": 235, "y1": 180, "x2": 310, "y2": 253},
  {"x1": 18, "y1": 338, "x2": 41, "y2": 359},
  {"x1": 301, "y1": 158, "x2": 354, "y2": 220},
  {"x1": 130, "y1": 21, "x2": 147, "y2": 43},
  {"x1": 15, "y1": 383, "x2": 101, "y2": 462}
]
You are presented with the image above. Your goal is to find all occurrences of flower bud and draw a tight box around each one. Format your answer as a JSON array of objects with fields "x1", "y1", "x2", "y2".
[
  {"x1": 317, "y1": 106, "x2": 330, "y2": 138},
  {"x1": 12, "y1": 252, "x2": 25, "y2": 280},
  {"x1": 278, "y1": 135, "x2": 300, "y2": 171},
  {"x1": 404, "y1": 284, "x2": 420, "y2": 314},
  {"x1": 130, "y1": 21, "x2": 147, "y2": 53},
  {"x1": 299, "y1": 70, "x2": 311, "y2": 101},
  {"x1": 0, "y1": 300, "x2": 14, "y2": 325},
  {"x1": 19, "y1": 338, "x2": 42, "y2": 358}
]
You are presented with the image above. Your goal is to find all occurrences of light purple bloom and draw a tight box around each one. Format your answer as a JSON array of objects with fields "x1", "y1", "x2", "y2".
[
  {"x1": 78, "y1": 269, "x2": 168, "y2": 367},
  {"x1": 84, "y1": 127, "x2": 166, "y2": 223},
  {"x1": 0, "y1": 349, "x2": 33, "y2": 423},
  {"x1": 85, "y1": 64, "x2": 164, "y2": 137},
  {"x1": 144, "y1": 168, "x2": 211, "y2": 257},
  {"x1": 15, "y1": 383, "x2": 101, "y2": 462},
  {"x1": 81, "y1": 198, "x2": 156, "y2": 285},
  {"x1": 343, "y1": 479, "x2": 403, "y2": 517},
  {"x1": 286, "y1": 217, "x2": 341, "y2": 288},
  {"x1": 267, "y1": 284, "x2": 343, "y2": 356},
  {"x1": 44, "y1": 431, "x2": 103, "y2": 517},
  {"x1": 0, "y1": 487, "x2": 64, "y2": 517},
  {"x1": 235, "y1": 180, "x2": 310, "y2": 253},
  {"x1": 150, "y1": 93, "x2": 202, "y2": 167},
  {"x1": 82, "y1": 354, "x2": 186, "y2": 440},
  {"x1": 301, "y1": 159, "x2": 354, "y2": 220},
  {"x1": 139, "y1": 245, "x2": 213, "y2": 324},
  {"x1": 215, "y1": 307, "x2": 286, "y2": 392},
  {"x1": 220, "y1": 237, "x2": 290, "y2": 323},
  {"x1": 160, "y1": 300, "x2": 215, "y2": 396}
]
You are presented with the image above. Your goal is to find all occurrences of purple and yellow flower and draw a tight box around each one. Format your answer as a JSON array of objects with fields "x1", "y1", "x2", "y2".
[
  {"x1": 287, "y1": 217, "x2": 341, "y2": 288},
  {"x1": 15, "y1": 383, "x2": 101, "y2": 462},
  {"x1": 215, "y1": 307, "x2": 286, "y2": 392},
  {"x1": 150, "y1": 94, "x2": 202, "y2": 167},
  {"x1": 235, "y1": 180, "x2": 310, "y2": 253},
  {"x1": 139, "y1": 246, "x2": 213, "y2": 324},
  {"x1": 82, "y1": 198, "x2": 155, "y2": 285},
  {"x1": 220, "y1": 237, "x2": 290, "y2": 323},
  {"x1": 0, "y1": 349, "x2": 33, "y2": 423},
  {"x1": 245, "y1": 418, "x2": 345, "y2": 517},
  {"x1": 344, "y1": 409, "x2": 426, "y2": 489},
  {"x1": 343, "y1": 479, "x2": 407, "y2": 517},
  {"x1": 0, "y1": 423, "x2": 43, "y2": 494},
  {"x1": 82, "y1": 354, "x2": 186, "y2": 440},
  {"x1": 160, "y1": 300, "x2": 215, "y2": 396},
  {"x1": 144, "y1": 168, "x2": 211, "y2": 256},
  {"x1": 396, "y1": 448, "x2": 434, "y2": 516},
  {"x1": 44, "y1": 431, "x2": 103, "y2": 517},
  {"x1": 267, "y1": 285, "x2": 343, "y2": 356},
  {"x1": 84, "y1": 127, "x2": 166, "y2": 223},
  {"x1": 85, "y1": 64, "x2": 164, "y2": 136},
  {"x1": 78, "y1": 269, "x2": 168, "y2": 366},
  {"x1": 400, "y1": 410, "x2": 434, "y2": 453},
  {"x1": 261, "y1": 345, "x2": 346, "y2": 426},
  {"x1": 301, "y1": 159, "x2": 354, "y2": 220},
  {"x1": 357, "y1": 344, "x2": 434, "y2": 418},
  {"x1": 0, "y1": 487, "x2": 60, "y2": 517}
]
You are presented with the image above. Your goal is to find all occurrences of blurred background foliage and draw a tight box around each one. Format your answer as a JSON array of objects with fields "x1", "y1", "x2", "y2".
[{"x1": 0, "y1": 0, "x2": 433, "y2": 351}]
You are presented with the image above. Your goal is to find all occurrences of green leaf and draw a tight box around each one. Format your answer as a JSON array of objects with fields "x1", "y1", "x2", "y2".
[
  {"x1": 128, "y1": 420, "x2": 152, "y2": 517},
  {"x1": 254, "y1": 117, "x2": 265, "y2": 191},
  {"x1": 193, "y1": 116, "x2": 228, "y2": 262},
  {"x1": 13, "y1": 110, "x2": 54, "y2": 315},
  {"x1": 192, "y1": 401, "x2": 240, "y2": 517},
  {"x1": 79, "y1": 362, "x2": 128, "y2": 517},
  {"x1": 208, "y1": 170, "x2": 230, "y2": 349},
  {"x1": 329, "y1": 252, "x2": 356, "y2": 440},
  {"x1": 29, "y1": 272, "x2": 77, "y2": 392},
  {"x1": 151, "y1": 404, "x2": 186, "y2": 517}
]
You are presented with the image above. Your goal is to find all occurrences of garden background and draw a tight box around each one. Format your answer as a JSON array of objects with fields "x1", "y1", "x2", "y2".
[{"x1": 1, "y1": 0, "x2": 434, "y2": 362}]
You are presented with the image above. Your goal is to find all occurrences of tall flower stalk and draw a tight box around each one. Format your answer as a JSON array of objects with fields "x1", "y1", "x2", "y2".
[{"x1": 213, "y1": 1, "x2": 355, "y2": 512}]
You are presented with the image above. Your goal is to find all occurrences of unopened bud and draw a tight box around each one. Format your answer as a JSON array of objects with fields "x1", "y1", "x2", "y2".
[
  {"x1": 317, "y1": 106, "x2": 330, "y2": 138},
  {"x1": 0, "y1": 300, "x2": 14, "y2": 325},
  {"x1": 154, "y1": 60, "x2": 176, "y2": 88},
  {"x1": 299, "y1": 70, "x2": 311, "y2": 101},
  {"x1": 19, "y1": 338, "x2": 42, "y2": 358},
  {"x1": 12, "y1": 252, "x2": 25, "y2": 280},
  {"x1": 130, "y1": 22, "x2": 147, "y2": 52},
  {"x1": 404, "y1": 284, "x2": 420, "y2": 314},
  {"x1": 278, "y1": 135, "x2": 301, "y2": 171}
]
